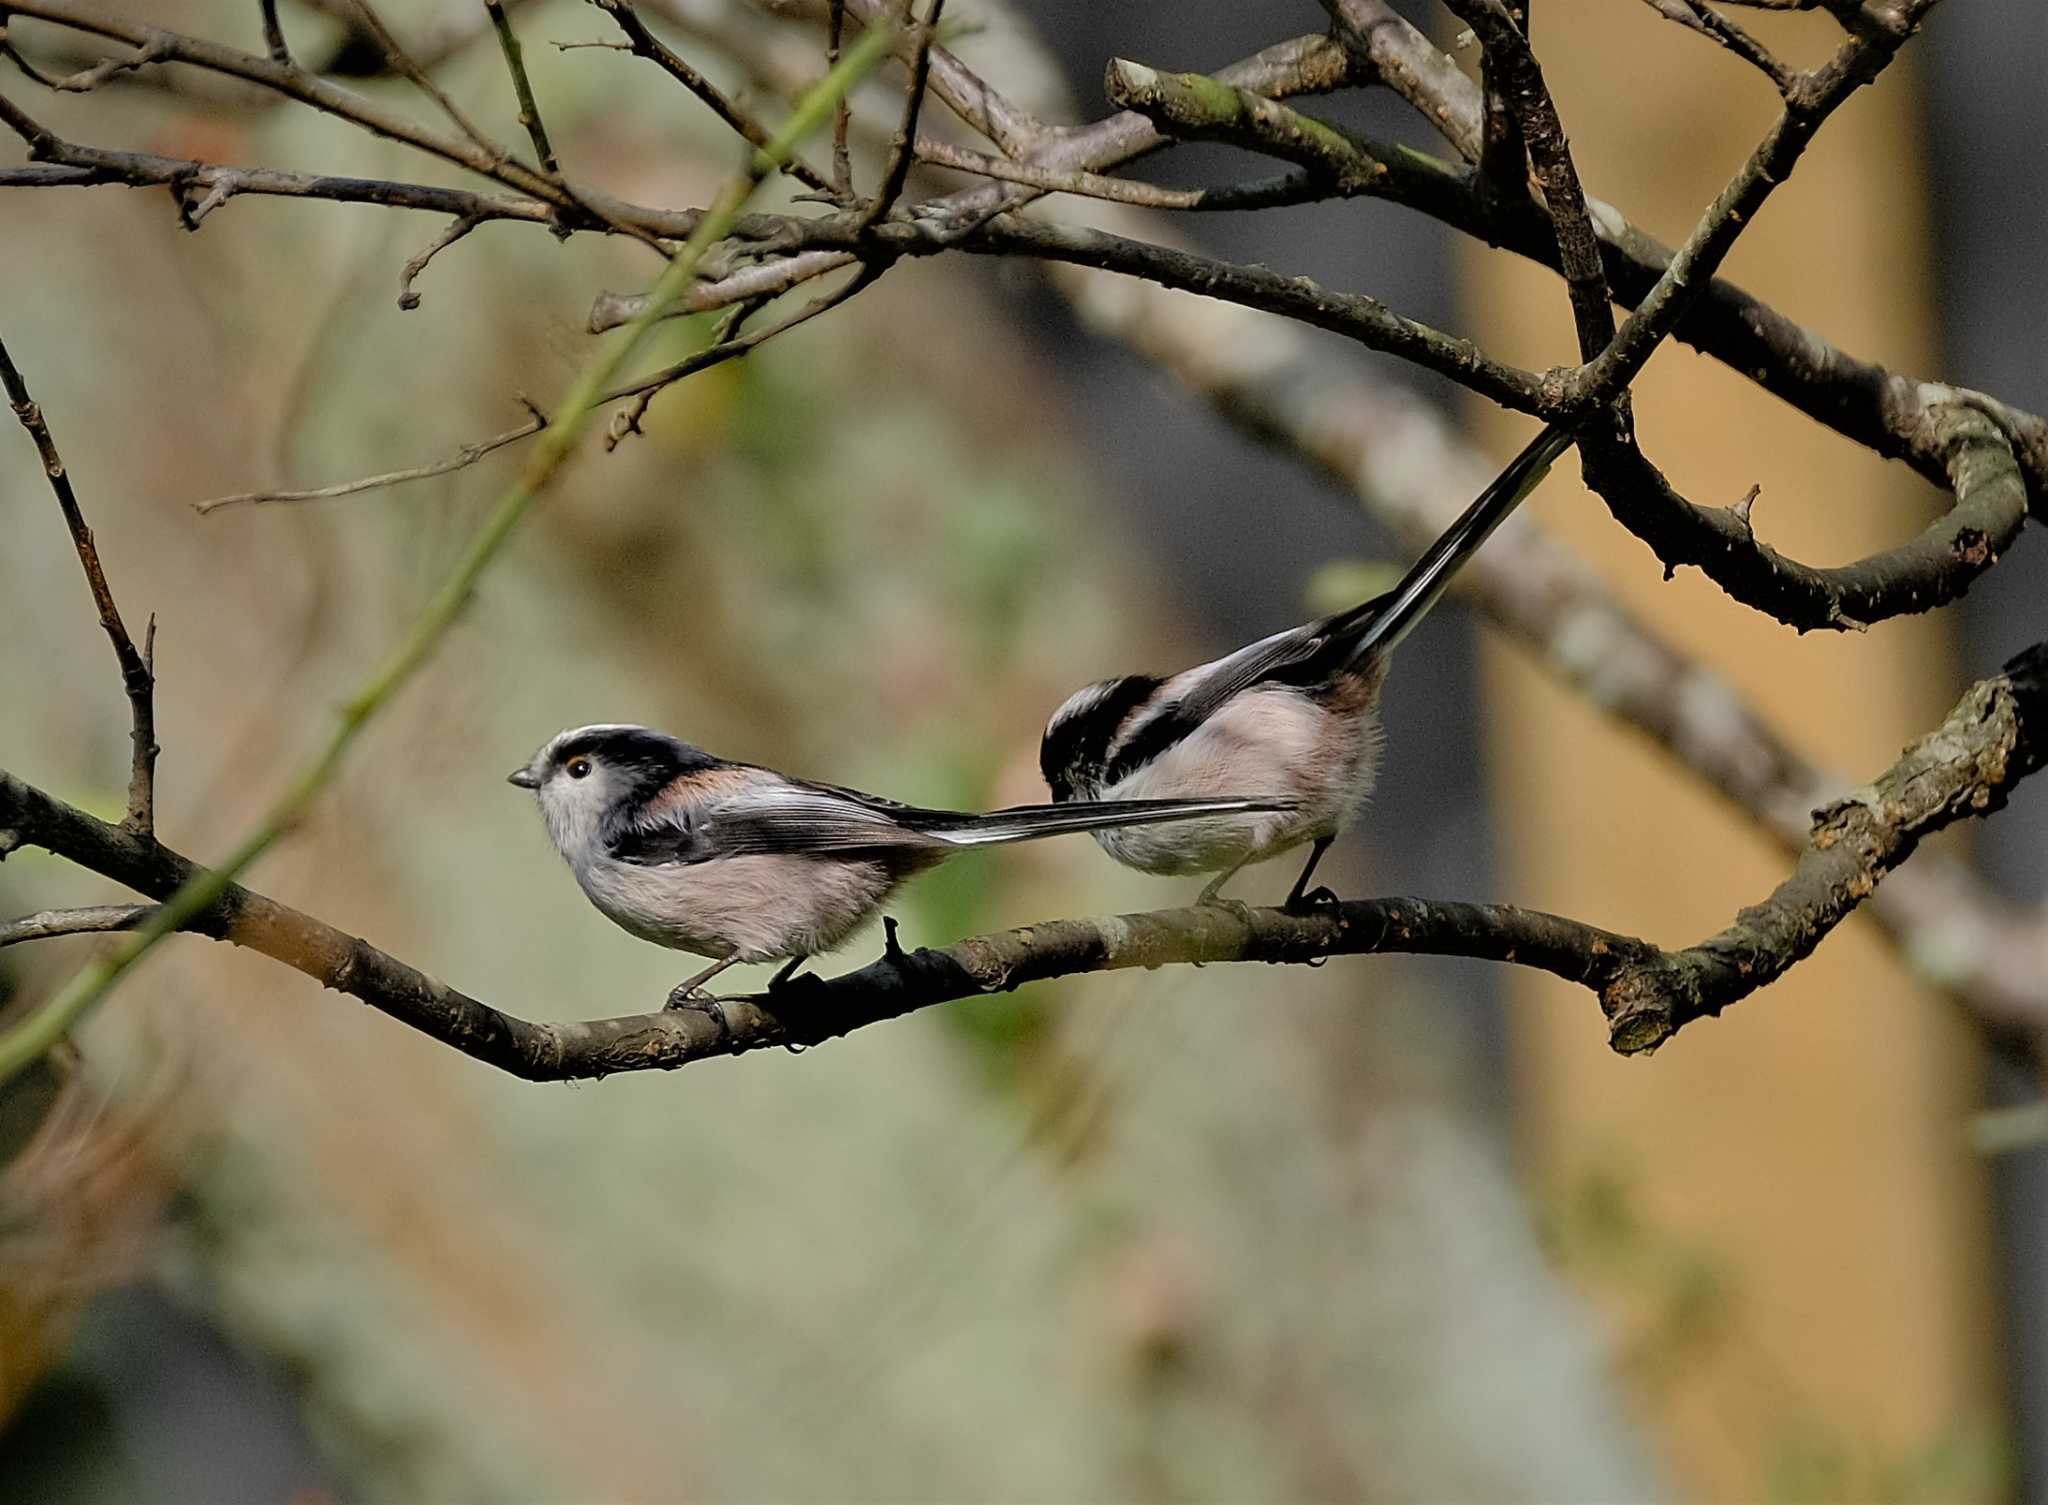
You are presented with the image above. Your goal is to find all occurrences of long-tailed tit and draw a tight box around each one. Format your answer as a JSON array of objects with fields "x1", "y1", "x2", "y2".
[
  {"x1": 1039, "y1": 423, "x2": 1576, "y2": 907},
  {"x1": 510, "y1": 724, "x2": 1292, "y2": 1005}
]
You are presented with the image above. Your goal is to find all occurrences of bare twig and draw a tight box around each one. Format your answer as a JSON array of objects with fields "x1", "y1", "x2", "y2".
[
  {"x1": 1605, "y1": 644, "x2": 2048, "y2": 1051},
  {"x1": 0, "y1": 906, "x2": 152, "y2": 948},
  {"x1": 1442, "y1": 0, "x2": 1614, "y2": 364},
  {"x1": 952, "y1": 217, "x2": 1553, "y2": 415},
  {"x1": 0, "y1": 87, "x2": 736, "y2": 243},
  {"x1": 856, "y1": 0, "x2": 942, "y2": 232},
  {"x1": 5, "y1": 1, "x2": 565, "y2": 207},
  {"x1": 1639, "y1": 0, "x2": 1794, "y2": 92},
  {"x1": 0, "y1": 9, "x2": 62, "y2": 86},
  {"x1": 51, "y1": 31, "x2": 170, "y2": 92},
  {"x1": 602, "y1": 263, "x2": 882, "y2": 448},
  {"x1": 586, "y1": 246, "x2": 858, "y2": 330},
  {"x1": 915, "y1": 137, "x2": 1314, "y2": 211},
  {"x1": 827, "y1": 0, "x2": 853, "y2": 198},
  {"x1": 484, "y1": 0, "x2": 558, "y2": 175},
  {"x1": 0, "y1": 332, "x2": 157, "y2": 834},
  {"x1": 1476, "y1": 0, "x2": 1530, "y2": 206},
  {"x1": 339, "y1": 0, "x2": 504, "y2": 163},
  {"x1": 193, "y1": 414, "x2": 546, "y2": 513},
  {"x1": 258, "y1": 0, "x2": 291, "y2": 66},
  {"x1": 396, "y1": 211, "x2": 487, "y2": 309},
  {"x1": 1102, "y1": 60, "x2": 1398, "y2": 195},
  {"x1": 1579, "y1": 398, "x2": 2027, "y2": 631},
  {"x1": 1320, "y1": 0, "x2": 1485, "y2": 160},
  {"x1": 1570, "y1": 8, "x2": 1938, "y2": 408},
  {"x1": 590, "y1": 0, "x2": 834, "y2": 195}
]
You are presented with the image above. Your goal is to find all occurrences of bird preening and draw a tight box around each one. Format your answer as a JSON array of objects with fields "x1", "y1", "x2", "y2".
[{"x1": 512, "y1": 423, "x2": 1576, "y2": 1011}]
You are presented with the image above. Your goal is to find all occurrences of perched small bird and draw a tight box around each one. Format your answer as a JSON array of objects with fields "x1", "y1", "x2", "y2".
[
  {"x1": 510, "y1": 723, "x2": 1291, "y2": 1005},
  {"x1": 1039, "y1": 423, "x2": 1575, "y2": 907}
]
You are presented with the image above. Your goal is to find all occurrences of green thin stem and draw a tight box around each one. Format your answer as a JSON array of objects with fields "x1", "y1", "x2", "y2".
[{"x1": 0, "y1": 21, "x2": 897, "y2": 1086}]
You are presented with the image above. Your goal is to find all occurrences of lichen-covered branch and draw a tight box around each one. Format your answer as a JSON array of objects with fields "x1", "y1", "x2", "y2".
[{"x1": 1604, "y1": 643, "x2": 2048, "y2": 1051}]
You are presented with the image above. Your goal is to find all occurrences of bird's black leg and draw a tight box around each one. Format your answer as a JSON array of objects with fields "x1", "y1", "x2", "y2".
[
  {"x1": 881, "y1": 915, "x2": 907, "y2": 963},
  {"x1": 1284, "y1": 837, "x2": 1339, "y2": 913},
  {"x1": 768, "y1": 954, "x2": 808, "y2": 990}
]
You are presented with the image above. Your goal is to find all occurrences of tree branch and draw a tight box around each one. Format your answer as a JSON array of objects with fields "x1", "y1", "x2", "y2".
[
  {"x1": 1441, "y1": 0, "x2": 1615, "y2": 364},
  {"x1": 484, "y1": 0, "x2": 558, "y2": 176},
  {"x1": 1579, "y1": 398, "x2": 2028, "y2": 631},
  {"x1": 855, "y1": 0, "x2": 942, "y2": 233},
  {"x1": 590, "y1": 0, "x2": 834, "y2": 194},
  {"x1": 1315, "y1": 0, "x2": 2043, "y2": 489},
  {"x1": 0, "y1": 23, "x2": 901, "y2": 1087},
  {"x1": 1570, "y1": 5, "x2": 1938, "y2": 409},
  {"x1": 2, "y1": 642, "x2": 2039, "y2": 1074},
  {"x1": 1638, "y1": 0, "x2": 1795, "y2": 92},
  {"x1": 0, "y1": 759, "x2": 1655, "y2": 1074},
  {"x1": 258, "y1": 0, "x2": 291, "y2": 66},
  {"x1": 1606, "y1": 642, "x2": 2048, "y2": 1051},
  {"x1": 1026, "y1": 190, "x2": 2048, "y2": 1040},
  {"x1": 0, "y1": 905, "x2": 151, "y2": 947},
  {"x1": 0, "y1": 331, "x2": 157, "y2": 834}
]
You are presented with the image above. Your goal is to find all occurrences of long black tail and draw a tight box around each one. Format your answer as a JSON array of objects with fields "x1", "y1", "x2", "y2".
[
  {"x1": 1340, "y1": 422, "x2": 1577, "y2": 660},
  {"x1": 920, "y1": 797, "x2": 1293, "y2": 847}
]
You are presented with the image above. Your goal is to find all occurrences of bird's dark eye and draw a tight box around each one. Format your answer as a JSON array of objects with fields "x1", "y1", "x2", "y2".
[{"x1": 566, "y1": 757, "x2": 592, "y2": 780}]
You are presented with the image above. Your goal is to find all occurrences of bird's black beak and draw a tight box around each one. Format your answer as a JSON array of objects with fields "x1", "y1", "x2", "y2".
[{"x1": 507, "y1": 767, "x2": 540, "y2": 789}]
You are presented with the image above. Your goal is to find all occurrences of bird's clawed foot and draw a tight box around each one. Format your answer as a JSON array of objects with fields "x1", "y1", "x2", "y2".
[
  {"x1": 880, "y1": 915, "x2": 908, "y2": 965},
  {"x1": 1197, "y1": 892, "x2": 1258, "y2": 927},
  {"x1": 665, "y1": 985, "x2": 732, "y2": 1041},
  {"x1": 1284, "y1": 885, "x2": 1343, "y2": 916},
  {"x1": 665, "y1": 956, "x2": 742, "y2": 1038}
]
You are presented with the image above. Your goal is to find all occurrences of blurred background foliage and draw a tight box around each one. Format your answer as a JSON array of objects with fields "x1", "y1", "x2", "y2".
[{"x1": 0, "y1": 1, "x2": 2041, "y2": 1501}]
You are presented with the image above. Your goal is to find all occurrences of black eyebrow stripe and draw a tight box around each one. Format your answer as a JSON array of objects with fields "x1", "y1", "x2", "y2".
[{"x1": 1042, "y1": 674, "x2": 1161, "y2": 792}]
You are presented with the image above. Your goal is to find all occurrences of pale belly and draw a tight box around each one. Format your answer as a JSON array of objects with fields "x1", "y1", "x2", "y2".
[
  {"x1": 575, "y1": 852, "x2": 904, "y2": 961},
  {"x1": 1092, "y1": 686, "x2": 1382, "y2": 876}
]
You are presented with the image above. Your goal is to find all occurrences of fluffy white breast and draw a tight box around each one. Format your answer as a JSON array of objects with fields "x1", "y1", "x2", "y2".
[
  {"x1": 573, "y1": 852, "x2": 902, "y2": 962},
  {"x1": 1093, "y1": 684, "x2": 1383, "y2": 876}
]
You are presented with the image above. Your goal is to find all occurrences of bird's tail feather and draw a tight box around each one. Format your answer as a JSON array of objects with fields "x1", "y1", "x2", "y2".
[
  {"x1": 1338, "y1": 421, "x2": 1577, "y2": 661},
  {"x1": 925, "y1": 797, "x2": 1291, "y2": 847}
]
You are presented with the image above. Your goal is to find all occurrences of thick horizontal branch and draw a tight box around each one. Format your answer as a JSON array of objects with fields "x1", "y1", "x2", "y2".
[
  {"x1": 0, "y1": 763, "x2": 1652, "y2": 1077},
  {"x1": 4, "y1": 641, "x2": 2042, "y2": 1073}
]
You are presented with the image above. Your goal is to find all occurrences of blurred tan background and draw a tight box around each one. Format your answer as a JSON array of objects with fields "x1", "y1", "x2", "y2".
[{"x1": 1, "y1": 2, "x2": 2044, "y2": 1501}]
